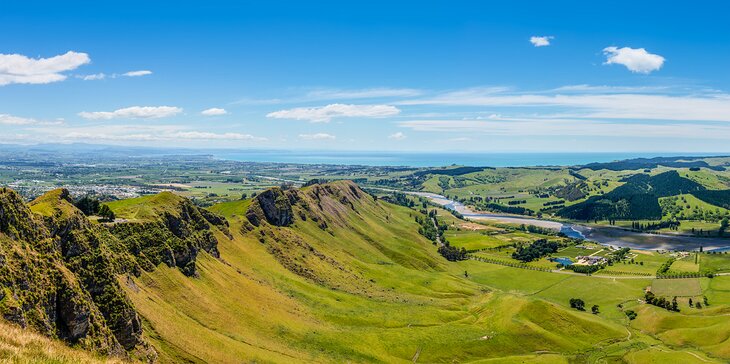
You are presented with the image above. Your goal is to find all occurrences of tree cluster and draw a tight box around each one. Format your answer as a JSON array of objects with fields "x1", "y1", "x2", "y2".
[
  {"x1": 511, "y1": 239, "x2": 559, "y2": 262},
  {"x1": 569, "y1": 298, "x2": 585, "y2": 311},
  {"x1": 644, "y1": 291, "x2": 679, "y2": 312},
  {"x1": 437, "y1": 244, "x2": 467, "y2": 261},
  {"x1": 74, "y1": 196, "x2": 101, "y2": 216}
]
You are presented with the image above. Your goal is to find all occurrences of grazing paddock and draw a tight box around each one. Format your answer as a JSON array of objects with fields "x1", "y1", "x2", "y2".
[
  {"x1": 651, "y1": 278, "x2": 702, "y2": 297},
  {"x1": 669, "y1": 255, "x2": 700, "y2": 272},
  {"x1": 700, "y1": 253, "x2": 730, "y2": 274}
]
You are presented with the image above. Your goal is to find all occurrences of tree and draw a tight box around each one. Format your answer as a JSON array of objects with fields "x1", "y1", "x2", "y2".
[
  {"x1": 625, "y1": 310, "x2": 637, "y2": 320},
  {"x1": 98, "y1": 204, "x2": 116, "y2": 222},
  {"x1": 74, "y1": 195, "x2": 100, "y2": 216},
  {"x1": 569, "y1": 298, "x2": 586, "y2": 311},
  {"x1": 703, "y1": 295, "x2": 709, "y2": 306},
  {"x1": 591, "y1": 305, "x2": 600, "y2": 314},
  {"x1": 688, "y1": 298, "x2": 693, "y2": 307},
  {"x1": 696, "y1": 302, "x2": 703, "y2": 309},
  {"x1": 240, "y1": 193, "x2": 248, "y2": 200},
  {"x1": 671, "y1": 296, "x2": 679, "y2": 312}
]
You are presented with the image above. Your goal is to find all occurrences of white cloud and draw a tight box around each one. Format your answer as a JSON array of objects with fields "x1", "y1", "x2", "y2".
[
  {"x1": 298, "y1": 133, "x2": 336, "y2": 140},
  {"x1": 0, "y1": 51, "x2": 90, "y2": 86},
  {"x1": 603, "y1": 46, "x2": 665, "y2": 74},
  {"x1": 0, "y1": 114, "x2": 39, "y2": 125},
  {"x1": 23, "y1": 124, "x2": 266, "y2": 144},
  {"x1": 398, "y1": 118, "x2": 730, "y2": 139},
  {"x1": 0, "y1": 113, "x2": 63, "y2": 125},
  {"x1": 172, "y1": 131, "x2": 265, "y2": 141},
  {"x1": 388, "y1": 132, "x2": 406, "y2": 140},
  {"x1": 530, "y1": 36, "x2": 553, "y2": 47},
  {"x1": 123, "y1": 70, "x2": 152, "y2": 77},
  {"x1": 267, "y1": 103, "x2": 400, "y2": 122},
  {"x1": 306, "y1": 88, "x2": 422, "y2": 100},
  {"x1": 79, "y1": 73, "x2": 106, "y2": 81},
  {"x1": 78, "y1": 106, "x2": 183, "y2": 120},
  {"x1": 201, "y1": 107, "x2": 228, "y2": 116},
  {"x1": 399, "y1": 87, "x2": 730, "y2": 122},
  {"x1": 78, "y1": 70, "x2": 151, "y2": 81}
]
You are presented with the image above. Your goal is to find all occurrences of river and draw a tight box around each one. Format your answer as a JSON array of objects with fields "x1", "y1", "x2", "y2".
[{"x1": 410, "y1": 191, "x2": 730, "y2": 252}]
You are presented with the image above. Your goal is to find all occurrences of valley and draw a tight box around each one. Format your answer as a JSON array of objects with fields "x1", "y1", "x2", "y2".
[{"x1": 3, "y1": 152, "x2": 730, "y2": 362}]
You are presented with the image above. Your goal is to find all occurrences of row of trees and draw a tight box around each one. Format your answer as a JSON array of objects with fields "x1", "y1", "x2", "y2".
[
  {"x1": 469, "y1": 256, "x2": 551, "y2": 272},
  {"x1": 567, "y1": 264, "x2": 602, "y2": 274},
  {"x1": 656, "y1": 258, "x2": 675, "y2": 275},
  {"x1": 644, "y1": 291, "x2": 679, "y2": 312},
  {"x1": 630, "y1": 220, "x2": 681, "y2": 231}
]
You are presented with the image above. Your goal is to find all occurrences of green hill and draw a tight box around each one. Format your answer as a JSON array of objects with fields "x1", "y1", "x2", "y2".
[
  {"x1": 2, "y1": 181, "x2": 728, "y2": 362},
  {"x1": 558, "y1": 171, "x2": 707, "y2": 221}
]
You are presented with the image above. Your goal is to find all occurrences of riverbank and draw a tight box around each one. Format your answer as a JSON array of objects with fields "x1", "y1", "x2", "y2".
[{"x1": 413, "y1": 191, "x2": 730, "y2": 252}]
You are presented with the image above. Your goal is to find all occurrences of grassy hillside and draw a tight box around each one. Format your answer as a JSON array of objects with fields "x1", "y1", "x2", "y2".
[
  {"x1": 0, "y1": 321, "x2": 123, "y2": 364},
  {"x1": 4, "y1": 181, "x2": 730, "y2": 362}
]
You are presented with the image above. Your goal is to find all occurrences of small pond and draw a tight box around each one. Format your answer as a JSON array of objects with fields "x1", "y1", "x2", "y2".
[{"x1": 552, "y1": 257, "x2": 573, "y2": 266}]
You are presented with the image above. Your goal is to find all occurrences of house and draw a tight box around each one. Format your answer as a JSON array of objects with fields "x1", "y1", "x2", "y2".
[{"x1": 574, "y1": 255, "x2": 607, "y2": 266}]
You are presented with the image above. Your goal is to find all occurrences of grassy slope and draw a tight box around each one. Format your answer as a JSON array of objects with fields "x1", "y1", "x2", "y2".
[
  {"x1": 10, "y1": 181, "x2": 730, "y2": 362},
  {"x1": 116, "y1": 182, "x2": 643, "y2": 363},
  {"x1": 105, "y1": 191, "x2": 186, "y2": 221},
  {"x1": 0, "y1": 321, "x2": 123, "y2": 364}
]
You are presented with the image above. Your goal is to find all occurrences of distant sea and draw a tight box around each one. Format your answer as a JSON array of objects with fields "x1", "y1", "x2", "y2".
[{"x1": 212, "y1": 150, "x2": 716, "y2": 168}]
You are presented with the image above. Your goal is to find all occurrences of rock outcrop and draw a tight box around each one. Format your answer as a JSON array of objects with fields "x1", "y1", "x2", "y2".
[
  {"x1": 110, "y1": 194, "x2": 224, "y2": 277},
  {"x1": 0, "y1": 188, "x2": 128, "y2": 357}
]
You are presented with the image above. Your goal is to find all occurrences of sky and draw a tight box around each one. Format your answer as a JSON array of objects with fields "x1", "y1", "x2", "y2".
[{"x1": 2, "y1": 1, "x2": 730, "y2": 153}]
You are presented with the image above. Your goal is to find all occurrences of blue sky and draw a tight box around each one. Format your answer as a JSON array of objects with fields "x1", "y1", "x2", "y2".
[{"x1": 2, "y1": 1, "x2": 730, "y2": 152}]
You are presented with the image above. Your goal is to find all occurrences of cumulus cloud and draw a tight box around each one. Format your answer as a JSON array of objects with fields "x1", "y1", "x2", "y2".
[
  {"x1": 388, "y1": 132, "x2": 406, "y2": 140},
  {"x1": 0, "y1": 113, "x2": 63, "y2": 125},
  {"x1": 78, "y1": 106, "x2": 183, "y2": 120},
  {"x1": 603, "y1": 46, "x2": 665, "y2": 74},
  {"x1": 298, "y1": 133, "x2": 336, "y2": 140},
  {"x1": 201, "y1": 107, "x2": 228, "y2": 116},
  {"x1": 267, "y1": 103, "x2": 400, "y2": 122},
  {"x1": 123, "y1": 70, "x2": 152, "y2": 77},
  {"x1": 0, "y1": 51, "x2": 90, "y2": 86},
  {"x1": 530, "y1": 36, "x2": 553, "y2": 47}
]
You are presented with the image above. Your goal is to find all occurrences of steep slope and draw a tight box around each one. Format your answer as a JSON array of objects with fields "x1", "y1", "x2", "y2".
[
  {"x1": 118, "y1": 181, "x2": 627, "y2": 362},
  {"x1": 0, "y1": 188, "x2": 151, "y2": 359},
  {"x1": 106, "y1": 192, "x2": 227, "y2": 277},
  {"x1": 2, "y1": 181, "x2": 636, "y2": 363},
  {"x1": 0, "y1": 319, "x2": 123, "y2": 364}
]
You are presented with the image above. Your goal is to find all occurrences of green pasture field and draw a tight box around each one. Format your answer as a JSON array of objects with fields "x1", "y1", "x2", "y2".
[
  {"x1": 669, "y1": 254, "x2": 700, "y2": 272},
  {"x1": 700, "y1": 253, "x2": 730, "y2": 274},
  {"x1": 651, "y1": 278, "x2": 703, "y2": 297}
]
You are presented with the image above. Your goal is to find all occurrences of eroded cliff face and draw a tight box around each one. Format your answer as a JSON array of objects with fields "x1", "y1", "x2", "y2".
[
  {"x1": 110, "y1": 194, "x2": 226, "y2": 277},
  {"x1": 245, "y1": 180, "x2": 369, "y2": 230},
  {"x1": 246, "y1": 187, "x2": 297, "y2": 227},
  {"x1": 1, "y1": 181, "x2": 379, "y2": 361},
  {"x1": 0, "y1": 188, "x2": 131, "y2": 357}
]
